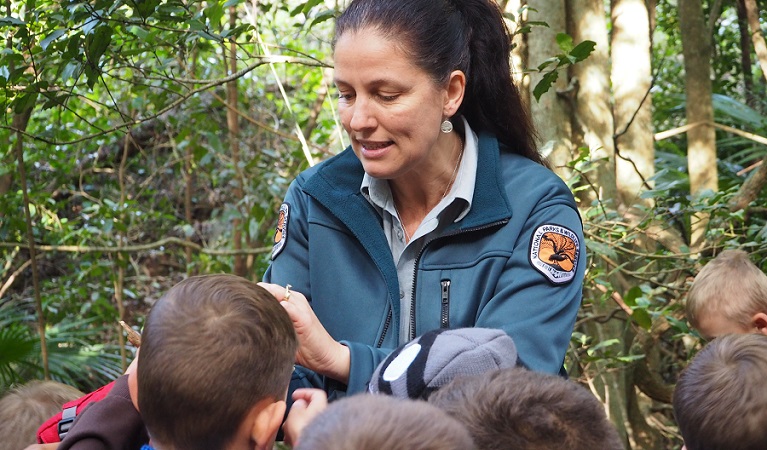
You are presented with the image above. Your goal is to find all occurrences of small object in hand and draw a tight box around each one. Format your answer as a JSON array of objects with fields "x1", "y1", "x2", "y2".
[
  {"x1": 119, "y1": 320, "x2": 142, "y2": 347},
  {"x1": 284, "y1": 284, "x2": 292, "y2": 301}
]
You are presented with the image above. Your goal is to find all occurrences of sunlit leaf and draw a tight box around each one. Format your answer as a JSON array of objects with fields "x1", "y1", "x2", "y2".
[{"x1": 40, "y1": 29, "x2": 66, "y2": 50}]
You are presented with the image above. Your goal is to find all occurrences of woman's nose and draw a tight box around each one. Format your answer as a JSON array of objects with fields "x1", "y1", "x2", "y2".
[{"x1": 348, "y1": 97, "x2": 376, "y2": 131}]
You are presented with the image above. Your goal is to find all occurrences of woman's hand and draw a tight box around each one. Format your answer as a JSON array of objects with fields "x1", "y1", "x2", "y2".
[
  {"x1": 282, "y1": 388, "x2": 328, "y2": 447},
  {"x1": 258, "y1": 282, "x2": 350, "y2": 383}
]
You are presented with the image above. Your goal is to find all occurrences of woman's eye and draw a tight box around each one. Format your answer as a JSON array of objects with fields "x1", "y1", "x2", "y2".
[
  {"x1": 378, "y1": 94, "x2": 399, "y2": 101},
  {"x1": 338, "y1": 92, "x2": 354, "y2": 101}
]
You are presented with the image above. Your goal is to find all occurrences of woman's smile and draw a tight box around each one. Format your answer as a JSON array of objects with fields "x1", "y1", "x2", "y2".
[{"x1": 357, "y1": 140, "x2": 395, "y2": 158}]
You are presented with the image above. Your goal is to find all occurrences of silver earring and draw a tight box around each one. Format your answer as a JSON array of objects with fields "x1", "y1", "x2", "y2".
[{"x1": 440, "y1": 119, "x2": 453, "y2": 133}]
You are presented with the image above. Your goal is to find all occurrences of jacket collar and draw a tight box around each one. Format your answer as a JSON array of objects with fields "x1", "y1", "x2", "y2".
[{"x1": 303, "y1": 131, "x2": 512, "y2": 230}]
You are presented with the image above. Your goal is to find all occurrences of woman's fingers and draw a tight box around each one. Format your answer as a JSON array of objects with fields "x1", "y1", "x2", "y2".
[
  {"x1": 258, "y1": 282, "x2": 314, "y2": 334},
  {"x1": 258, "y1": 282, "x2": 292, "y2": 302},
  {"x1": 258, "y1": 282, "x2": 350, "y2": 382}
]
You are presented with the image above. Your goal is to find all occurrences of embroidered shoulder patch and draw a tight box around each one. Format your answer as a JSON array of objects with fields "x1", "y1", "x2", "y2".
[
  {"x1": 271, "y1": 203, "x2": 290, "y2": 260},
  {"x1": 529, "y1": 224, "x2": 580, "y2": 285}
]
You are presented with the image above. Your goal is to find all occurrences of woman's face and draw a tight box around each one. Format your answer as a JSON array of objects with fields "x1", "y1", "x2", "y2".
[{"x1": 333, "y1": 29, "x2": 455, "y2": 180}]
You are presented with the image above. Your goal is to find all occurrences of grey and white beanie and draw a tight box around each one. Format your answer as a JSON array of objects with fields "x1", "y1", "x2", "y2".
[{"x1": 368, "y1": 327, "x2": 519, "y2": 400}]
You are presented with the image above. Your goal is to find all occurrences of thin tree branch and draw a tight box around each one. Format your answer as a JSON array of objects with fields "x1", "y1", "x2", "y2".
[
  {"x1": 655, "y1": 120, "x2": 767, "y2": 146},
  {"x1": 14, "y1": 107, "x2": 50, "y2": 380},
  {"x1": 0, "y1": 258, "x2": 32, "y2": 300},
  {"x1": 1, "y1": 56, "x2": 324, "y2": 146},
  {"x1": 248, "y1": 6, "x2": 316, "y2": 167},
  {"x1": 707, "y1": 0, "x2": 725, "y2": 37},
  {"x1": 0, "y1": 237, "x2": 271, "y2": 256}
]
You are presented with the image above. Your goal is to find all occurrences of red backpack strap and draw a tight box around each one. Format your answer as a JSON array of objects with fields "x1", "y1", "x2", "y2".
[{"x1": 36, "y1": 380, "x2": 116, "y2": 443}]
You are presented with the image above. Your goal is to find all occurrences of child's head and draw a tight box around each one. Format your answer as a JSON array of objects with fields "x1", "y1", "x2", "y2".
[
  {"x1": 137, "y1": 274, "x2": 297, "y2": 450},
  {"x1": 0, "y1": 380, "x2": 83, "y2": 450},
  {"x1": 686, "y1": 249, "x2": 767, "y2": 339},
  {"x1": 673, "y1": 333, "x2": 767, "y2": 450},
  {"x1": 295, "y1": 394, "x2": 476, "y2": 450},
  {"x1": 429, "y1": 367, "x2": 624, "y2": 450}
]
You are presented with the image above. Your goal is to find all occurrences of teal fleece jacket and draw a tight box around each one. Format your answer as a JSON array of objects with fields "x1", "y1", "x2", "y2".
[{"x1": 264, "y1": 131, "x2": 585, "y2": 396}]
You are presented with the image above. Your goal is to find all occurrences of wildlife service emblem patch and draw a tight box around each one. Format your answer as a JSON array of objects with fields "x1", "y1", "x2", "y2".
[
  {"x1": 271, "y1": 203, "x2": 289, "y2": 260},
  {"x1": 529, "y1": 224, "x2": 579, "y2": 284}
]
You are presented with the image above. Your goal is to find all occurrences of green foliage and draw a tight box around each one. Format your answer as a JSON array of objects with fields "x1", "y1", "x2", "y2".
[
  {"x1": 1, "y1": 0, "x2": 336, "y2": 390},
  {"x1": 503, "y1": 7, "x2": 596, "y2": 102},
  {"x1": 532, "y1": 33, "x2": 596, "y2": 101},
  {"x1": 1, "y1": 6, "x2": 766, "y2": 436},
  {"x1": 567, "y1": 117, "x2": 767, "y2": 414},
  {"x1": 0, "y1": 298, "x2": 123, "y2": 394}
]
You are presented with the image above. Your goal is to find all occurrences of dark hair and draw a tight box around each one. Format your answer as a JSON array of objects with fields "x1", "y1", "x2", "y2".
[
  {"x1": 138, "y1": 274, "x2": 297, "y2": 450},
  {"x1": 429, "y1": 367, "x2": 624, "y2": 450},
  {"x1": 673, "y1": 334, "x2": 767, "y2": 450},
  {"x1": 296, "y1": 394, "x2": 476, "y2": 450},
  {"x1": 333, "y1": 0, "x2": 543, "y2": 165}
]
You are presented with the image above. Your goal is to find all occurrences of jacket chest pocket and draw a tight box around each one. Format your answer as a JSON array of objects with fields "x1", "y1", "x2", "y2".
[{"x1": 415, "y1": 255, "x2": 509, "y2": 333}]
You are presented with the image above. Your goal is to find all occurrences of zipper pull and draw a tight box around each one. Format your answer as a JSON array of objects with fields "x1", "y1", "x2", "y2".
[{"x1": 440, "y1": 280, "x2": 450, "y2": 328}]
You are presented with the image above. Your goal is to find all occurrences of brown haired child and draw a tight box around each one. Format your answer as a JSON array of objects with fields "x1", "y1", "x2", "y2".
[
  {"x1": 294, "y1": 394, "x2": 476, "y2": 450},
  {"x1": 429, "y1": 367, "x2": 624, "y2": 450},
  {"x1": 59, "y1": 274, "x2": 298, "y2": 450},
  {"x1": 673, "y1": 333, "x2": 767, "y2": 450}
]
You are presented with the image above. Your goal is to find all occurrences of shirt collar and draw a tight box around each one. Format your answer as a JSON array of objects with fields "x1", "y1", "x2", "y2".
[{"x1": 361, "y1": 116, "x2": 477, "y2": 223}]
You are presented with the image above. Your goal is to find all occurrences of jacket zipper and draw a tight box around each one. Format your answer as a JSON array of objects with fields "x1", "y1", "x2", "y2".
[
  {"x1": 440, "y1": 280, "x2": 450, "y2": 328},
  {"x1": 377, "y1": 308, "x2": 392, "y2": 348},
  {"x1": 409, "y1": 219, "x2": 509, "y2": 341}
]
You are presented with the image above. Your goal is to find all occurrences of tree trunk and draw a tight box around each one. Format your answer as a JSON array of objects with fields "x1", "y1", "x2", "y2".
[
  {"x1": 226, "y1": 7, "x2": 246, "y2": 277},
  {"x1": 737, "y1": 0, "x2": 756, "y2": 109},
  {"x1": 567, "y1": 0, "x2": 617, "y2": 203},
  {"x1": 582, "y1": 292, "x2": 632, "y2": 448},
  {"x1": 646, "y1": 0, "x2": 657, "y2": 35},
  {"x1": 679, "y1": 0, "x2": 717, "y2": 249},
  {"x1": 14, "y1": 106, "x2": 50, "y2": 380},
  {"x1": 727, "y1": 0, "x2": 767, "y2": 212},
  {"x1": 1, "y1": 111, "x2": 31, "y2": 218},
  {"x1": 506, "y1": 0, "x2": 529, "y2": 107},
  {"x1": 743, "y1": 0, "x2": 767, "y2": 82},
  {"x1": 115, "y1": 133, "x2": 130, "y2": 371},
  {"x1": 611, "y1": 0, "x2": 654, "y2": 208},
  {"x1": 0, "y1": 169, "x2": 11, "y2": 212},
  {"x1": 567, "y1": 0, "x2": 628, "y2": 445},
  {"x1": 527, "y1": 0, "x2": 573, "y2": 176},
  {"x1": 610, "y1": 4, "x2": 664, "y2": 447}
]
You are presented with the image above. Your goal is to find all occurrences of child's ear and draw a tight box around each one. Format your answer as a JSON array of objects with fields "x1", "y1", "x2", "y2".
[
  {"x1": 250, "y1": 399, "x2": 287, "y2": 450},
  {"x1": 753, "y1": 312, "x2": 767, "y2": 335}
]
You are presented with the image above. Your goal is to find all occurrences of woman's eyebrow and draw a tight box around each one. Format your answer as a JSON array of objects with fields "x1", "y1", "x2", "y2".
[{"x1": 334, "y1": 77, "x2": 406, "y2": 90}]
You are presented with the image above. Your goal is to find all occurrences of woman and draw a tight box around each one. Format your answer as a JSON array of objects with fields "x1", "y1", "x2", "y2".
[{"x1": 260, "y1": 0, "x2": 585, "y2": 396}]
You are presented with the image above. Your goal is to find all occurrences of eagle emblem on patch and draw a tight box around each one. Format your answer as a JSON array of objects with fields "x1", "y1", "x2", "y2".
[
  {"x1": 271, "y1": 203, "x2": 289, "y2": 260},
  {"x1": 529, "y1": 224, "x2": 579, "y2": 284}
]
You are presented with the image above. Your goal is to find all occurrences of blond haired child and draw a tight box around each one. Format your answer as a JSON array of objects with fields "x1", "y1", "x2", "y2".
[{"x1": 686, "y1": 249, "x2": 767, "y2": 339}]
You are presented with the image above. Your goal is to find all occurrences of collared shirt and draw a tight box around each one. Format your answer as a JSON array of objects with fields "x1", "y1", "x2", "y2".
[{"x1": 361, "y1": 117, "x2": 479, "y2": 344}]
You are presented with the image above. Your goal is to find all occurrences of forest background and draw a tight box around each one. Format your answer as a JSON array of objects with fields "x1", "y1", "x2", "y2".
[{"x1": 2, "y1": 0, "x2": 767, "y2": 448}]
